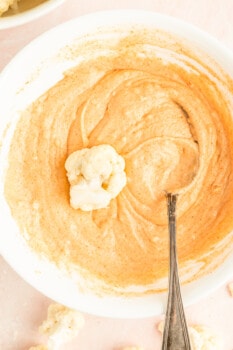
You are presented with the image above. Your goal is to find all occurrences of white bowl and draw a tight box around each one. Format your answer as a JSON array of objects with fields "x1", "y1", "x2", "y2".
[
  {"x1": 1, "y1": 10, "x2": 233, "y2": 318},
  {"x1": 0, "y1": 0, "x2": 65, "y2": 29}
]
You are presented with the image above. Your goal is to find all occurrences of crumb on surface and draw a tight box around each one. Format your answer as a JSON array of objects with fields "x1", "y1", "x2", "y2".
[
  {"x1": 121, "y1": 347, "x2": 144, "y2": 350},
  {"x1": 157, "y1": 320, "x2": 164, "y2": 333},
  {"x1": 228, "y1": 282, "x2": 233, "y2": 296}
]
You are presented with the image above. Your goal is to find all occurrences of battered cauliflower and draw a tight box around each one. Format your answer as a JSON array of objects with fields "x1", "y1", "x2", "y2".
[
  {"x1": 228, "y1": 282, "x2": 233, "y2": 296},
  {"x1": 0, "y1": 0, "x2": 19, "y2": 16},
  {"x1": 65, "y1": 144, "x2": 127, "y2": 211},
  {"x1": 29, "y1": 346, "x2": 48, "y2": 350},
  {"x1": 157, "y1": 321, "x2": 222, "y2": 350},
  {"x1": 39, "y1": 303, "x2": 85, "y2": 350}
]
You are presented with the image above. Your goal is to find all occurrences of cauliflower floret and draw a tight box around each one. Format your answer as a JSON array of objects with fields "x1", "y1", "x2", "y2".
[
  {"x1": 65, "y1": 144, "x2": 127, "y2": 211},
  {"x1": 0, "y1": 0, "x2": 19, "y2": 16},
  {"x1": 157, "y1": 321, "x2": 222, "y2": 350},
  {"x1": 29, "y1": 346, "x2": 48, "y2": 350},
  {"x1": 39, "y1": 303, "x2": 85, "y2": 350},
  {"x1": 189, "y1": 325, "x2": 222, "y2": 350},
  {"x1": 228, "y1": 282, "x2": 233, "y2": 296}
]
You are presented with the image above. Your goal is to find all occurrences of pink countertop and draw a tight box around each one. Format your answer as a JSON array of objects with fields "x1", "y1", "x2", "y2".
[{"x1": 1, "y1": 1, "x2": 233, "y2": 349}]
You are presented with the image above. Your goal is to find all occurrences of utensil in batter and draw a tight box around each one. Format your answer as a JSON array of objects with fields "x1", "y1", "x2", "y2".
[{"x1": 161, "y1": 193, "x2": 191, "y2": 350}]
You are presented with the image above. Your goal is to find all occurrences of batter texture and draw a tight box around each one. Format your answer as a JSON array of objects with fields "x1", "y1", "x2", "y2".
[{"x1": 4, "y1": 29, "x2": 233, "y2": 295}]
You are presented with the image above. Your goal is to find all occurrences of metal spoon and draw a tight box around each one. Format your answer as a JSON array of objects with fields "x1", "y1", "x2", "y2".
[{"x1": 161, "y1": 193, "x2": 191, "y2": 350}]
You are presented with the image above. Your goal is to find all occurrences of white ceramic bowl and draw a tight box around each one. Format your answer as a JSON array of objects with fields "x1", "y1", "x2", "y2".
[
  {"x1": 0, "y1": 0, "x2": 65, "y2": 29},
  {"x1": 1, "y1": 10, "x2": 233, "y2": 318}
]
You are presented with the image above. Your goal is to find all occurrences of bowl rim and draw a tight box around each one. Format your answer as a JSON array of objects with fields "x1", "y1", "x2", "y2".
[
  {"x1": 0, "y1": 0, "x2": 65, "y2": 30},
  {"x1": 1, "y1": 9, "x2": 233, "y2": 318}
]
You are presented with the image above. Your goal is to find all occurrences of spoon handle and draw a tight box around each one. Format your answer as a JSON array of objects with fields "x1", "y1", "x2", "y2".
[{"x1": 162, "y1": 193, "x2": 191, "y2": 350}]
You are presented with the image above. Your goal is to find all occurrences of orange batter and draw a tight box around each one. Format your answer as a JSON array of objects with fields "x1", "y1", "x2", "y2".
[{"x1": 4, "y1": 29, "x2": 233, "y2": 295}]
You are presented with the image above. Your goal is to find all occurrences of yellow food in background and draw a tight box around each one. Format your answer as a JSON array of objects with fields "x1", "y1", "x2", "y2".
[{"x1": 0, "y1": 0, "x2": 19, "y2": 15}]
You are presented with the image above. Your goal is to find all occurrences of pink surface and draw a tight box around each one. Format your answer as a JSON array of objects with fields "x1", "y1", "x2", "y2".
[{"x1": 0, "y1": 1, "x2": 233, "y2": 349}]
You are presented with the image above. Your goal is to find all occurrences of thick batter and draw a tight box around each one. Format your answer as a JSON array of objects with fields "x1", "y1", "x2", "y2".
[{"x1": 4, "y1": 29, "x2": 233, "y2": 295}]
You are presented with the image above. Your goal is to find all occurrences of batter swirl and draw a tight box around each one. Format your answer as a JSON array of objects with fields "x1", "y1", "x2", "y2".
[{"x1": 4, "y1": 29, "x2": 233, "y2": 294}]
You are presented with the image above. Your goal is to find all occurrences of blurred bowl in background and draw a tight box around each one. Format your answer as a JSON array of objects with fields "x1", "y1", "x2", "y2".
[{"x1": 0, "y1": 0, "x2": 66, "y2": 29}]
